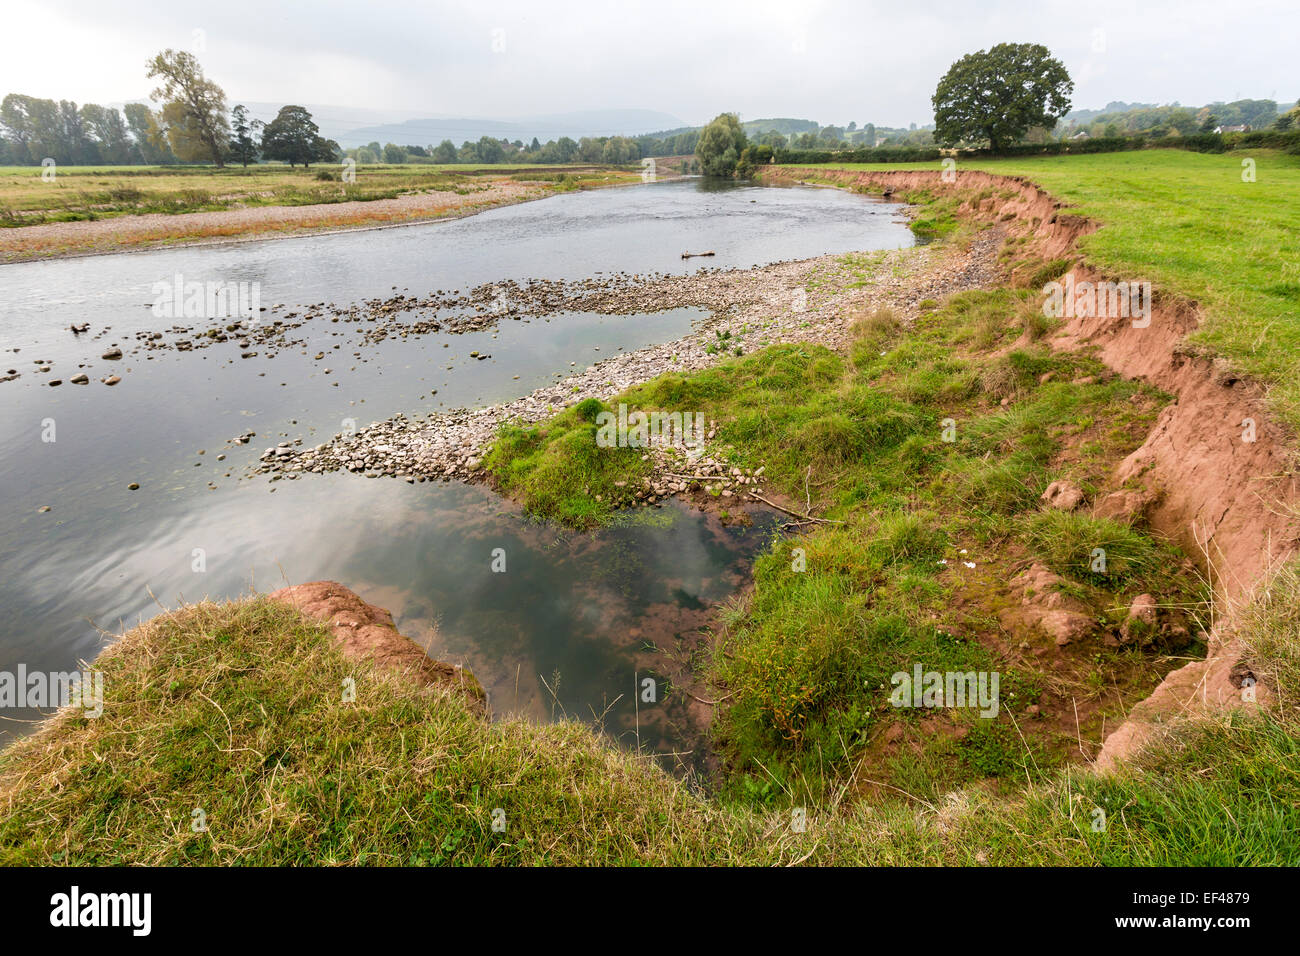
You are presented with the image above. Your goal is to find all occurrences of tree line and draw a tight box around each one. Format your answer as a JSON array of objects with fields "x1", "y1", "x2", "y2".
[
  {"x1": 342, "y1": 129, "x2": 700, "y2": 167},
  {"x1": 0, "y1": 50, "x2": 340, "y2": 168}
]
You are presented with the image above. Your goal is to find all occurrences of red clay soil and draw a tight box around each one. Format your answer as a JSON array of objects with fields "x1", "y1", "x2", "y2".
[
  {"x1": 769, "y1": 166, "x2": 1300, "y2": 766},
  {"x1": 270, "y1": 580, "x2": 487, "y2": 714}
]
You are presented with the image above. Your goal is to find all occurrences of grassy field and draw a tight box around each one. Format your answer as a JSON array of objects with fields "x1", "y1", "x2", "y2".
[
  {"x1": 815, "y1": 149, "x2": 1300, "y2": 431},
  {"x1": 3, "y1": 149, "x2": 1298, "y2": 865},
  {"x1": 0, "y1": 162, "x2": 631, "y2": 225},
  {"x1": 1, "y1": 579, "x2": 1295, "y2": 865},
  {"x1": 485, "y1": 282, "x2": 1211, "y2": 806}
]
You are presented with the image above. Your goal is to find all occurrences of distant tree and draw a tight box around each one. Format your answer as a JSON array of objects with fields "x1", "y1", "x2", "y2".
[
  {"x1": 157, "y1": 101, "x2": 220, "y2": 162},
  {"x1": 555, "y1": 136, "x2": 578, "y2": 162},
  {"x1": 146, "y1": 49, "x2": 229, "y2": 166},
  {"x1": 818, "y1": 125, "x2": 844, "y2": 144},
  {"x1": 432, "y1": 139, "x2": 457, "y2": 163},
  {"x1": 932, "y1": 43, "x2": 1073, "y2": 151},
  {"x1": 1275, "y1": 100, "x2": 1300, "y2": 131},
  {"x1": 123, "y1": 102, "x2": 175, "y2": 163},
  {"x1": 260, "y1": 105, "x2": 337, "y2": 167},
  {"x1": 227, "y1": 105, "x2": 258, "y2": 167},
  {"x1": 601, "y1": 135, "x2": 638, "y2": 164},
  {"x1": 695, "y1": 112, "x2": 748, "y2": 177},
  {"x1": 457, "y1": 141, "x2": 479, "y2": 163},
  {"x1": 404, "y1": 144, "x2": 428, "y2": 157},
  {"x1": 1200, "y1": 113, "x2": 1220, "y2": 133},
  {"x1": 529, "y1": 136, "x2": 541, "y2": 152},
  {"x1": 741, "y1": 143, "x2": 773, "y2": 167},
  {"x1": 383, "y1": 143, "x2": 406, "y2": 164},
  {"x1": 79, "y1": 104, "x2": 133, "y2": 164},
  {"x1": 473, "y1": 135, "x2": 502, "y2": 164},
  {"x1": 356, "y1": 147, "x2": 378, "y2": 164}
]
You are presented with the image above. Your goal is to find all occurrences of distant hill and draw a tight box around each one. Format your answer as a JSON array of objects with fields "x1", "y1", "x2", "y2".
[
  {"x1": 742, "y1": 118, "x2": 820, "y2": 136},
  {"x1": 335, "y1": 109, "x2": 686, "y2": 148}
]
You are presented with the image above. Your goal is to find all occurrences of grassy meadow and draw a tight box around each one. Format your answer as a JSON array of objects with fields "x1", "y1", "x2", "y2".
[
  {"x1": 819, "y1": 149, "x2": 1300, "y2": 431},
  {"x1": 0, "y1": 162, "x2": 634, "y2": 225},
  {"x1": 2, "y1": 147, "x2": 1298, "y2": 865}
]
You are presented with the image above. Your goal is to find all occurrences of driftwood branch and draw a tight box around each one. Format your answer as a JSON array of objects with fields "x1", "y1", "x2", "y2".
[{"x1": 748, "y1": 492, "x2": 844, "y2": 525}]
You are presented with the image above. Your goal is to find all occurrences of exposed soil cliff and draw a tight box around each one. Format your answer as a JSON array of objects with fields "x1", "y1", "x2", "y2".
[
  {"x1": 270, "y1": 581, "x2": 488, "y2": 714},
  {"x1": 766, "y1": 166, "x2": 1300, "y2": 765}
]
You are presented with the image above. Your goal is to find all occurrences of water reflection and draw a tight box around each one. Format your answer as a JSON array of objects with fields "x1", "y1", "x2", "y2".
[{"x1": 0, "y1": 178, "x2": 912, "y2": 764}]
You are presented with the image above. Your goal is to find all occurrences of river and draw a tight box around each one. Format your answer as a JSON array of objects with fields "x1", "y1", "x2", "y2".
[{"x1": 0, "y1": 177, "x2": 914, "y2": 768}]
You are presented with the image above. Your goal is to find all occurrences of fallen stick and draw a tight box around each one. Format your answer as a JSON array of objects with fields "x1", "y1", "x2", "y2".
[
  {"x1": 681, "y1": 250, "x2": 716, "y2": 259},
  {"x1": 748, "y1": 492, "x2": 844, "y2": 524}
]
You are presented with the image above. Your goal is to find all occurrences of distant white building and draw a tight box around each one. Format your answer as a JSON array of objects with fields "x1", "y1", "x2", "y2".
[{"x1": 1214, "y1": 124, "x2": 1251, "y2": 134}]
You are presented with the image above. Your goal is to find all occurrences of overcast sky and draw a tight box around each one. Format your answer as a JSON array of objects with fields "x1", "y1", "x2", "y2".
[{"x1": 6, "y1": 0, "x2": 1297, "y2": 129}]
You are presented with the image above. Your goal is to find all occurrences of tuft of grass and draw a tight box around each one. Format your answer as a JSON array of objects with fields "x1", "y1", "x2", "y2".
[{"x1": 1021, "y1": 510, "x2": 1166, "y2": 591}]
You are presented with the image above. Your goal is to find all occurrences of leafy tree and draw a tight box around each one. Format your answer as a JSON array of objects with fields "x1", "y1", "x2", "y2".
[
  {"x1": 601, "y1": 135, "x2": 638, "y2": 164},
  {"x1": 260, "y1": 105, "x2": 338, "y2": 167},
  {"x1": 741, "y1": 143, "x2": 773, "y2": 166},
  {"x1": 383, "y1": 143, "x2": 406, "y2": 164},
  {"x1": 146, "y1": 49, "x2": 230, "y2": 166},
  {"x1": 158, "y1": 100, "x2": 221, "y2": 162},
  {"x1": 577, "y1": 137, "x2": 603, "y2": 163},
  {"x1": 1, "y1": 94, "x2": 57, "y2": 163},
  {"x1": 58, "y1": 101, "x2": 96, "y2": 163},
  {"x1": 476, "y1": 135, "x2": 504, "y2": 164},
  {"x1": 432, "y1": 139, "x2": 457, "y2": 163},
  {"x1": 695, "y1": 112, "x2": 748, "y2": 177},
  {"x1": 1275, "y1": 101, "x2": 1300, "y2": 131},
  {"x1": 932, "y1": 43, "x2": 1073, "y2": 151},
  {"x1": 123, "y1": 103, "x2": 175, "y2": 164},
  {"x1": 227, "y1": 105, "x2": 258, "y2": 167},
  {"x1": 80, "y1": 104, "x2": 133, "y2": 164},
  {"x1": 554, "y1": 136, "x2": 578, "y2": 163}
]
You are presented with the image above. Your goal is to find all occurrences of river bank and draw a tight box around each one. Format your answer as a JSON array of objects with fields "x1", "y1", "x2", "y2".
[
  {"x1": 252, "y1": 230, "x2": 1000, "y2": 507},
  {"x1": 0, "y1": 169, "x2": 648, "y2": 263},
  {"x1": 2, "y1": 164, "x2": 1297, "y2": 866}
]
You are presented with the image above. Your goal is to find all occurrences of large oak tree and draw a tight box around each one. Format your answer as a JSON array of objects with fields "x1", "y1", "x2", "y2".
[{"x1": 932, "y1": 43, "x2": 1073, "y2": 152}]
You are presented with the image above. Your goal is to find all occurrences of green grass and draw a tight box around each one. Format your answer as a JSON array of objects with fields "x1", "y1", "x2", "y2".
[
  {"x1": 485, "y1": 290, "x2": 1208, "y2": 806},
  {"x1": 811, "y1": 149, "x2": 1300, "y2": 431},
  {"x1": 1, "y1": 582, "x2": 1295, "y2": 865},
  {"x1": 0, "y1": 163, "x2": 631, "y2": 224},
  {"x1": 3, "y1": 150, "x2": 1297, "y2": 865}
]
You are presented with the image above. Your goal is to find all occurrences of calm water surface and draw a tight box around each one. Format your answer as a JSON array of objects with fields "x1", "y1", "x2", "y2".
[{"x1": 0, "y1": 178, "x2": 914, "y2": 763}]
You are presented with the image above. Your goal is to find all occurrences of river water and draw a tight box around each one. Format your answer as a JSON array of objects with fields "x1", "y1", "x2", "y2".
[{"x1": 0, "y1": 177, "x2": 913, "y2": 766}]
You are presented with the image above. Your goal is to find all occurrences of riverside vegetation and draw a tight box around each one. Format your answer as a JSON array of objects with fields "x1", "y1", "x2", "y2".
[{"x1": 2, "y1": 149, "x2": 1298, "y2": 865}]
